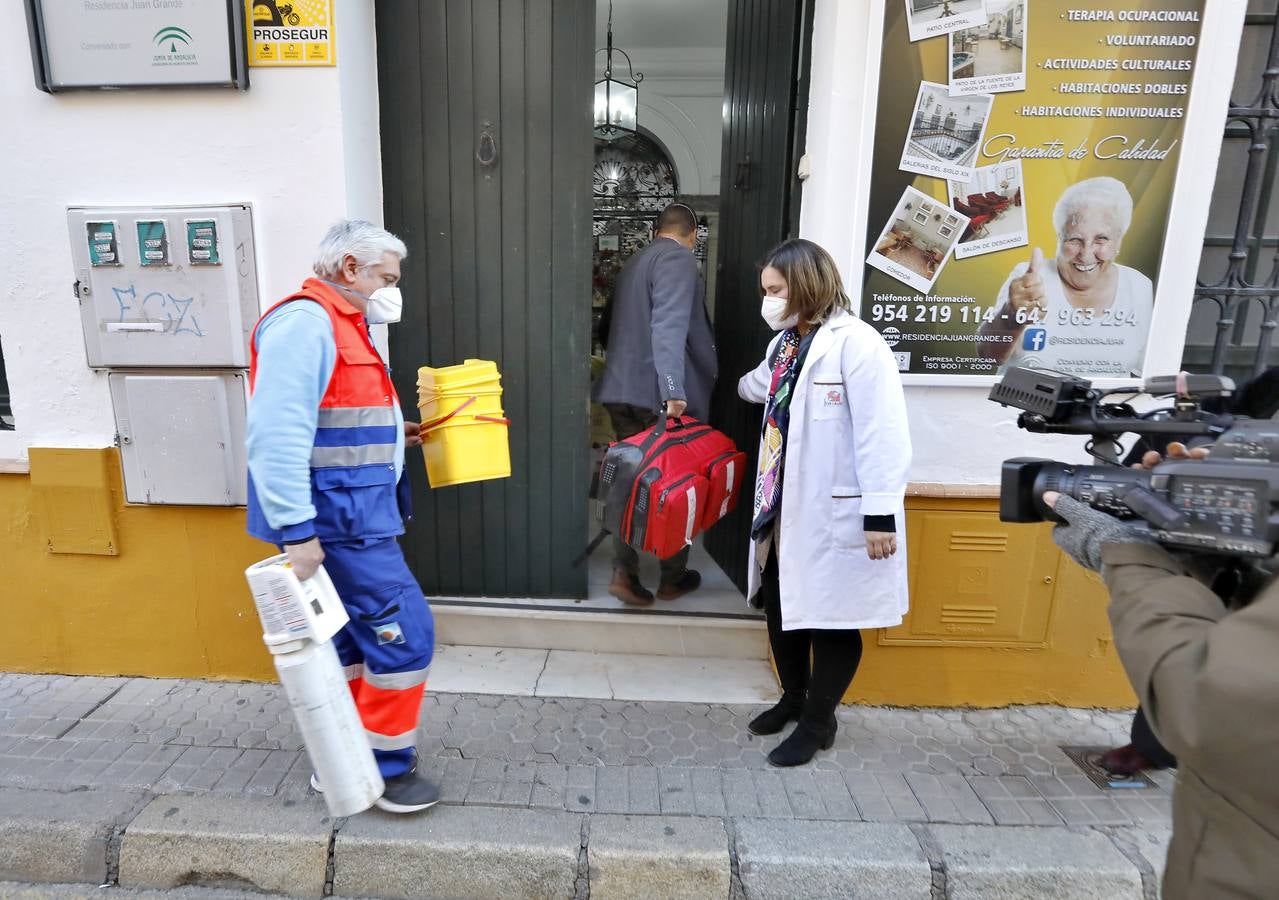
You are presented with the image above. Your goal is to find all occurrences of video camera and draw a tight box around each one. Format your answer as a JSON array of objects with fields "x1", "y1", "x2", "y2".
[{"x1": 990, "y1": 367, "x2": 1279, "y2": 559}]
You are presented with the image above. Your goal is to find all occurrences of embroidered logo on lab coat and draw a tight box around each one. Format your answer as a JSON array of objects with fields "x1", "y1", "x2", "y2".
[{"x1": 824, "y1": 389, "x2": 844, "y2": 407}]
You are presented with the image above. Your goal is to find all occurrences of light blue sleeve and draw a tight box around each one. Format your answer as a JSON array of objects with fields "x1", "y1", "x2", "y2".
[{"x1": 246, "y1": 301, "x2": 337, "y2": 538}]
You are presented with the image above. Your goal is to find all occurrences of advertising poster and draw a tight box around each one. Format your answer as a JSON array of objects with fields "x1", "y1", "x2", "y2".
[{"x1": 861, "y1": 1, "x2": 1205, "y2": 379}]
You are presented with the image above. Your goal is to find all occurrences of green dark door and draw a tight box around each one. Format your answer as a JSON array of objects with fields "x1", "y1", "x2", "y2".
[
  {"x1": 705, "y1": 0, "x2": 812, "y2": 595},
  {"x1": 375, "y1": 1, "x2": 594, "y2": 598}
]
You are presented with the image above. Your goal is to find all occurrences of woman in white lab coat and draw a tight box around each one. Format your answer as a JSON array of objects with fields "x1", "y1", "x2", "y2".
[{"x1": 739, "y1": 239, "x2": 912, "y2": 767}]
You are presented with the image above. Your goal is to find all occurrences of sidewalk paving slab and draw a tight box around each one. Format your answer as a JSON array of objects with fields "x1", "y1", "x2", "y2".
[
  {"x1": 587, "y1": 814, "x2": 730, "y2": 900},
  {"x1": 734, "y1": 819, "x2": 933, "y2": 899},
  {"x1": 117, "y1": 794, "x2": 333, "y2": 897},
  {"x1": 333, "y1": 804, "x2": 581, "y2": 900},
  {"x1": 930, "y1": 823, "x2": 1143, "y2": 899},
  {"x1": 0, "y1": 787, "x2": 147, "y2": 885}
]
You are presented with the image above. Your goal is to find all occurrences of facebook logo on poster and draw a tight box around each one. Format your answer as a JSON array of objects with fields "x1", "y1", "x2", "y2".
[{"x1": 1023, "y1": 328, "x2": 1047, "y2": 351}]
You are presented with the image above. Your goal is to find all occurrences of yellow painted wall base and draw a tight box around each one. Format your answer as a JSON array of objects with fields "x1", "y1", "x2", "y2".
[
  {"x1": 2, "y1": 448, "x2": 274, "y2": 681},
  {"x1": 3, "y1": 450, "x2": 1136, "y2": 707},
  {"x1": 839, "y1": 497, "x2": 1137, "y2": 708}
]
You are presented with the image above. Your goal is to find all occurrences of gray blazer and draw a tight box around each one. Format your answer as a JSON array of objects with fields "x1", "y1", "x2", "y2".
[{"x1": 593, "y1": 237, "x2": 718, "y2": 421}]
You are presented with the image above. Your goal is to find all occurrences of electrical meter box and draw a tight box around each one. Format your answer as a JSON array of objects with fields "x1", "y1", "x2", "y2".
[
  {"x1": 69, "y1": 205, "x2": 259, "y2": 368},
  {"x1": 108, "y1": 372, "x2": 248, "y2": 505}
]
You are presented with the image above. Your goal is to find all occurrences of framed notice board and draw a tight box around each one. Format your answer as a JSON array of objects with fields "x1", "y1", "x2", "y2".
[{"x1": 25, "y1": 0, "x2": 249, "y2": 92}]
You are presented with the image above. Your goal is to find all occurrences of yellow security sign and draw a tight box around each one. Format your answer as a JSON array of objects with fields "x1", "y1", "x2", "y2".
[{"x1": 246, "y1": 0, "x2": 335, "y2": 67}]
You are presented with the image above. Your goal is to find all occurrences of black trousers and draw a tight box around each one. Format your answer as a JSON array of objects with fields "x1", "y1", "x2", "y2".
[
  {"x1": 1132, "y1": 705, "x2": 1177, "y2": 768},
  {"x1": 761, "y1": 547, "x2": 863, "y2": 723}
]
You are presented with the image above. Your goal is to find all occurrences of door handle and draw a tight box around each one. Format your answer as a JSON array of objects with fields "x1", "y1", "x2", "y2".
[
  {"x1": 477, "y1": 129, "x2": 498, "y2": 168},
  {"x1": 733, "y1": 153, "x2": 752, "y2": 191}
]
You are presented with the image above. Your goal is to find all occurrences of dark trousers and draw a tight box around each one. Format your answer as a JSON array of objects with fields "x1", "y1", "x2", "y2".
[
  {"x1": 1132, "y1": 705, "x2": 1177, "y2": 769},
  {"x1": 604, "y1": 403, "x2": 691, "y2": 581},
  {"x1": 761, "y1": 548, "x2": 863, "y2": 724}
]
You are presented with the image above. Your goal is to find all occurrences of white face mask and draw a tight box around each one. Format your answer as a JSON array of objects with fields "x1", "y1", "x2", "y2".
[
  {"x1": 364, "y1": 286, "x2": 403, "y2": 325},
  {"x1": 327, "y1": 279, "x2": 403, "y2": 325},
  {"x1": 760, "y1": 295, "x2": 798, "y2": 331}
]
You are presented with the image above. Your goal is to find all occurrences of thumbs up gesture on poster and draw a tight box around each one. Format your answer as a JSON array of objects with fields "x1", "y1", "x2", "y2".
[{"x1": 1009, "y1": 247, "x2": 1048, "y2": 318}]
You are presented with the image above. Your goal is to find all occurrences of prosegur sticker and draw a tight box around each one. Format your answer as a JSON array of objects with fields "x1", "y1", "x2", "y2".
[
  {"x1": 136, "y1": 220, "x2": 170, "y2": 267},
  {"x1": 185, "y1": 219, "x2": 221, "y2": 265},
  {"x1": 86, "y1": 221, "x2": 120, "y2": 267}
]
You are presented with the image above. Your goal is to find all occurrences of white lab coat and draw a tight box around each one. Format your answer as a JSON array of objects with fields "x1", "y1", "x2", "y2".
[{"x1": 738, "y1": 310, "x2": 912, "y2": 630}]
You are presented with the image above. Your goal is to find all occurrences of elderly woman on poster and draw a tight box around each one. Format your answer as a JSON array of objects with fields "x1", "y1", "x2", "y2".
[{"x1": 977, "y1": 176, "x2": 1155, "y2": 378}]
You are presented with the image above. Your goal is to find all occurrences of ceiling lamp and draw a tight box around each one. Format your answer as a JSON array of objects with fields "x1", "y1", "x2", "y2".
[{"x1": 594, "y1": 1, "x2": 643, "y2": 141}]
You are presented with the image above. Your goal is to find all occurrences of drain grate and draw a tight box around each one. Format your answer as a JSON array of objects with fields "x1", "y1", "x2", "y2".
[{"x1": 1060, "y1": 745, "x2": 1157, "y2": 790}]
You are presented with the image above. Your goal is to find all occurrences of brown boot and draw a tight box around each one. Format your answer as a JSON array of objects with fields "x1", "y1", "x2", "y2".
[
  {"x1": 608, "y1": 569, "x2": 654, "y2": 606},
  {"x1": 657, "y1": 569, "x2": 702, "y2": 601}
]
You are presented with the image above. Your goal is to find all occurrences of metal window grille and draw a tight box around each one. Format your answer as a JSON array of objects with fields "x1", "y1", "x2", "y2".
[{"x1": 1186, "y1": 7, "x2": 1279, "y2": 382}]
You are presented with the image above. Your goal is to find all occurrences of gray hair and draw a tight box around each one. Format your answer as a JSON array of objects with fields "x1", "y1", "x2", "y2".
[
  {"x1": 312, "y1": 220, "x2": 408, "y2": 279},
  {"x1": 1052, "y1": 177, "x2": 1133, "y2": 240}
]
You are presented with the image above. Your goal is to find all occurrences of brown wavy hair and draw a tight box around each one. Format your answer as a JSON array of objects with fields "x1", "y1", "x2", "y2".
[{"x1": 760, "y1": 238, "x2": 853, "y2": 325}]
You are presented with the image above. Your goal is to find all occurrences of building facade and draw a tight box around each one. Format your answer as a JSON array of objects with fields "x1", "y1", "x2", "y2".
[{"x1": 0, "y1": 0, "x2": 1257, "y2": 707}]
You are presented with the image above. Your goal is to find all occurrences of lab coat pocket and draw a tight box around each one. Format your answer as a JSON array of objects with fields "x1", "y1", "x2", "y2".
[
  {"x1": 810, "y1": 378, "x2": 848, "y2": 421},
  {"x1": 830, "y1": 489, "x2": 865, "y2": 550}
]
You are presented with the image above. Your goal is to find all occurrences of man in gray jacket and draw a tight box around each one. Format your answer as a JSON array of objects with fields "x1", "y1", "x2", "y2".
[{"x1": 594, "y1": 203, "x2": 718, "y2": 605}]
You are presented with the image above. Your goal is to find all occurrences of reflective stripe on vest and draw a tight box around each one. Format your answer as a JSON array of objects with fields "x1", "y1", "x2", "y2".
[{"x1": 313, "y1": 404, "x2": 399, "y2": 468}]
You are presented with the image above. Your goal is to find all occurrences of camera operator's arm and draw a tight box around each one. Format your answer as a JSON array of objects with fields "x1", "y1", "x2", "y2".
[{"x1": 1098, "y1": 542, "x2": 1235, "y2": 761}]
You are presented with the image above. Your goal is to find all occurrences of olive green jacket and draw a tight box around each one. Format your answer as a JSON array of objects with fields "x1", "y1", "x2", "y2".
[{"x1": 1102, "y1": 543, "x2": 1279, "y2": 900}]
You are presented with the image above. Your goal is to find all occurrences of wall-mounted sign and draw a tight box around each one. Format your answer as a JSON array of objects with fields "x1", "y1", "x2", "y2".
[
  {"x1": 24, "y1": 0, "x2": 248, "y2": 92},
  {"x1": 246, "y1": 0, "x2": 336, "y2": 67},
  {"x1": 860, "y1": 0, "x2": 1214, "y2": 383}
]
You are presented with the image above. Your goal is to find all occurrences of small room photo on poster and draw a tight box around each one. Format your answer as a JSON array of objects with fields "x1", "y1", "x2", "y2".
[
  {"x1": 947, "y1": 160, "x2": 1028, "y2": 259},
  {"x1": 867, "y1": 186, "x2": 970, "y2": 294},
  {"x1": 904, "y1": 0, "x2": 988, "y2": 43}
]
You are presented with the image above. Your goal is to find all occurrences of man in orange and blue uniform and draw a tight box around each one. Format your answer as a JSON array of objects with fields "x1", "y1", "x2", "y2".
[{"x1": 246, "y1": 220, "x2": 438, "y2": 814}]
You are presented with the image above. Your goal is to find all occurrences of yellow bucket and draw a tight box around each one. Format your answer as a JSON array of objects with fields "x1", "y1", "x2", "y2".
[{"x1": 416, "y1": 359, "x2": 511, "y2": 488}]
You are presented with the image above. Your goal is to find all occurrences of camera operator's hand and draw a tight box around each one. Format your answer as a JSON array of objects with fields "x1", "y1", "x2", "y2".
[
  {"x1": 1132, "y1": 441, "x2": 1211, "y2": 471},
  {"x1": 1042, "y1": 493, "x2": 1156, "y2": 572}
]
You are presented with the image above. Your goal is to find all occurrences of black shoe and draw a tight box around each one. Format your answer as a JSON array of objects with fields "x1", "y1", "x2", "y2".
[
  {"x1": 657, "y1": 569, "x2": 701, "y2": 600},
  {"x1": 767, "y1": 718, "x2": 837, "y2": 767},
  {"x1": 748, "y1": 693, "x2": 804, "y2": 736},
  {"x1": 375, "y1": 770, "x2": 441, "y2": 814}
]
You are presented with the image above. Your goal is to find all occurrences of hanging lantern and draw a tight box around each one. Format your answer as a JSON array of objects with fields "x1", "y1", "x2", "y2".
[{"x1": 594, "y1": 1, "x2": 643, "y2": 141}]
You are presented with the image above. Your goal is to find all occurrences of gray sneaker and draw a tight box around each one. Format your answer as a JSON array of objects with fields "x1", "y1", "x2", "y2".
[
  {"x1": 310, "y1": 769, "x2": 441, "y2": 814},
  {"x1": 374, "y1": 770, "x2": 441, "y2": 814}
]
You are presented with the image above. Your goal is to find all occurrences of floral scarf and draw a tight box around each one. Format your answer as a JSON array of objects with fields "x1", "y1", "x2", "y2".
[{"x1": 751, "y1": 327, "x2": 815, "y2": 540}]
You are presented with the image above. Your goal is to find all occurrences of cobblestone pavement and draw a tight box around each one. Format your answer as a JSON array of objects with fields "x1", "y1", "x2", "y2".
[{"x1": 0, "y1": 673, "x2": 1173, "y2": 829}]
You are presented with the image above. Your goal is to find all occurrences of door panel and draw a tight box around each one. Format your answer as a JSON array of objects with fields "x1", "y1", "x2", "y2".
[
  {"x1": 376, "y1": 0, "x2": 594, "y2": 598},
  {"x1": 705, "y1": 0, "x2": 811, "y2": 595}
]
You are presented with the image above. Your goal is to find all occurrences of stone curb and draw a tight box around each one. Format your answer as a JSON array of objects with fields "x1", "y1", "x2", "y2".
[
  {"x1": 588, "y1": 814, "x2": 731, "y2": 900},
  {"x1": 735, "y1": 819, "x2": 933, "y2": 899},
  {"x1": 0, "y1": 786, "x2": 1153, "y2": 899},
  {"x1": 0, "y1": 786, "x2": 148, "y2": 885},
  {"x1": 118, "y1": 793, "x2": 334, "y2": 896},
  {"x1": 334, "y1": 804, "x2": 583, "y2": 900}
]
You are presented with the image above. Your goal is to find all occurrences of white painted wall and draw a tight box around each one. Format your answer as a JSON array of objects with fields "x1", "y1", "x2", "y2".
[
  {"x1": 601, "y1": 48, "x2": 725, "y2": 195},
  {"x1": 0, "y1": 2, "x2": 383, "y2": 464},
  {"x1": 799, "y1": 0, "x2": 1245, "y2": 485}
]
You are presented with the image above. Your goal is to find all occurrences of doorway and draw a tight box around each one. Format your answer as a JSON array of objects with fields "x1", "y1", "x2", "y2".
[{"x1": 375, "y1": 0, "x2": 812, "y2": 605}]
